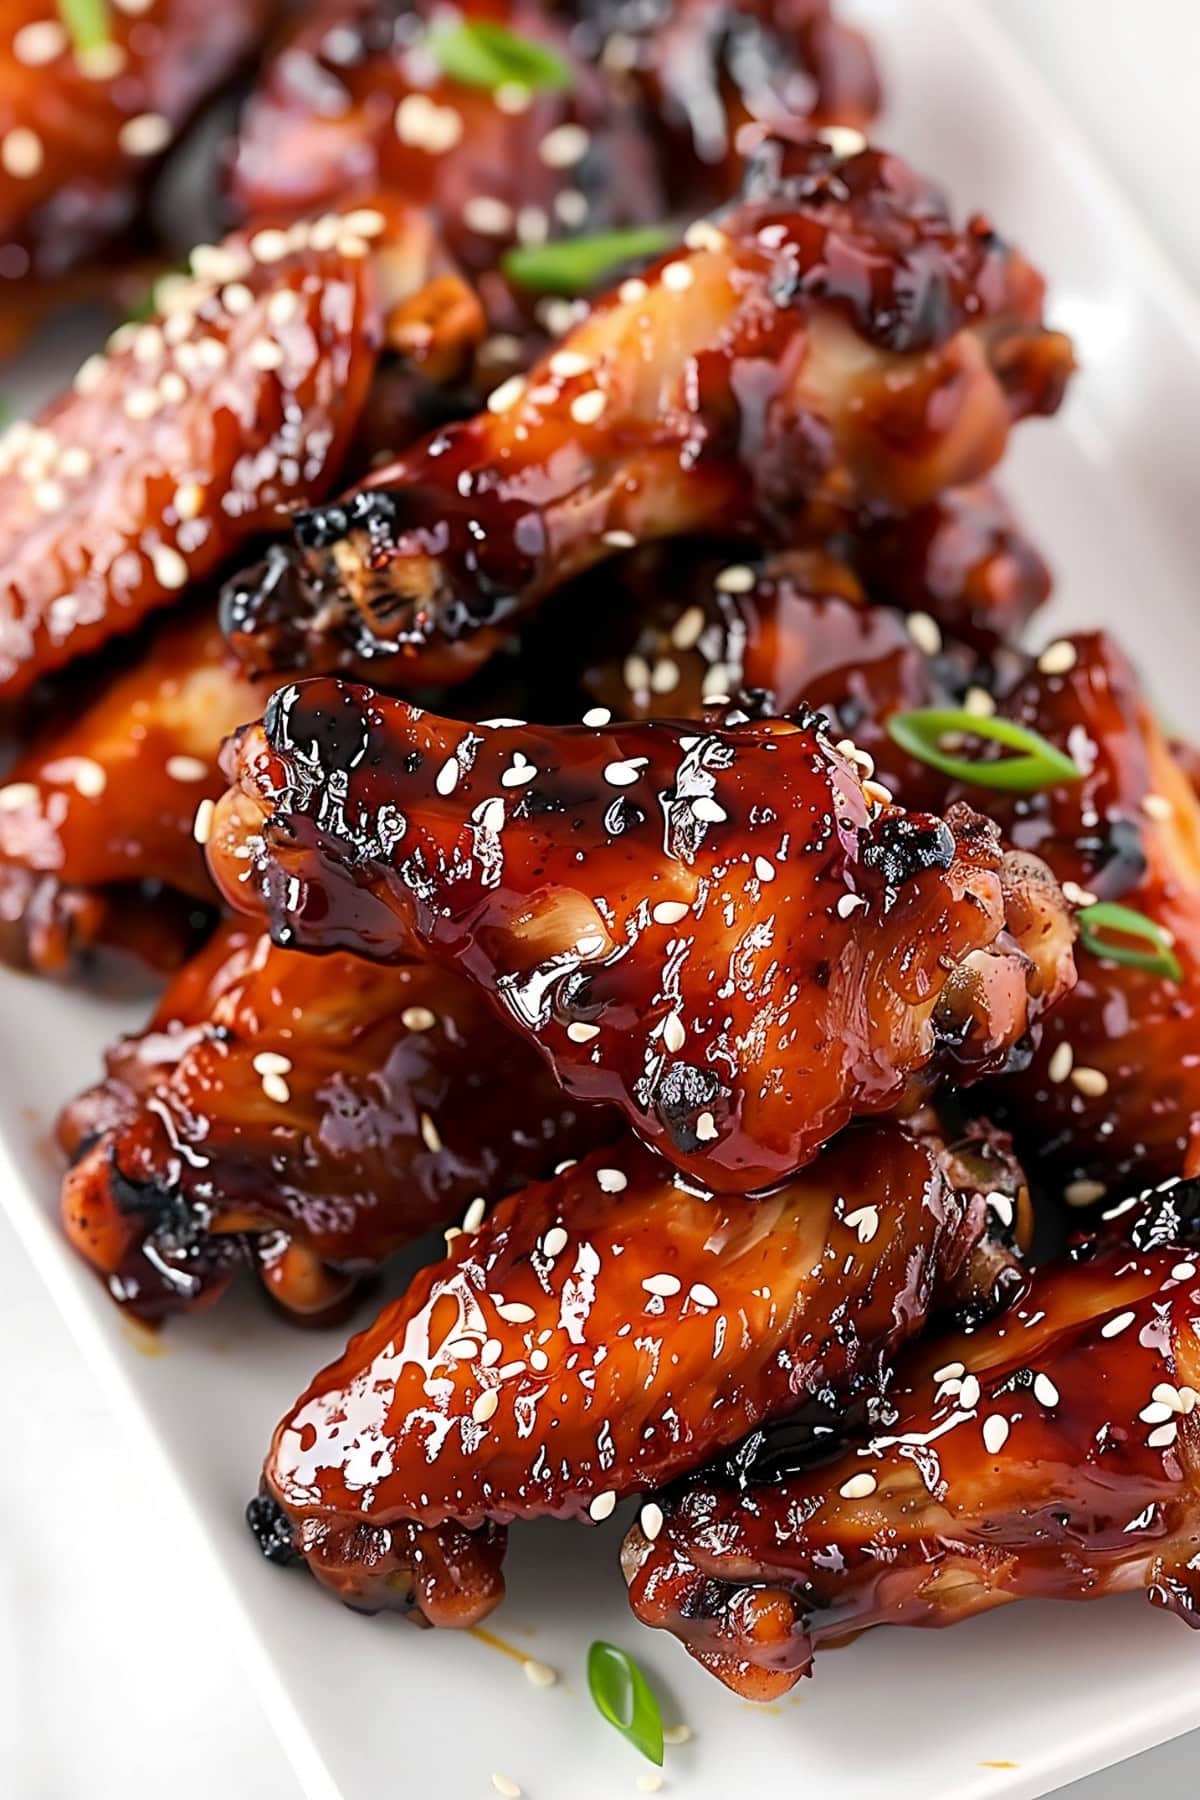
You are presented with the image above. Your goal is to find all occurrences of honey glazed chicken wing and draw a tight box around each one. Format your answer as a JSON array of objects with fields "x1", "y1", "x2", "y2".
[
  {"x1": 218, "y1": 134, "x2": 1073, "y2": 691},
  {"x1": 0, "y1": 607, "x2": 278, "y2": 976},
  {"x1": 0, "y1": 0, "x2": 272, "y2": 286},
  {"x1": 209, "y1": 683, "x2": 1075, "y2": 1193},
  {"x1": 624, "y1": 1236, "x2": 1200, "y2": 1698},
  {"x1": 256, "y1": 1120, "x2": 1021, "y2": 1566},
  {"x1": 0, "y1": 198, "x2": 429, "y2": 700},
  {"x1": 58, "y1": 919, "x2": 614, "y2": 1324}
]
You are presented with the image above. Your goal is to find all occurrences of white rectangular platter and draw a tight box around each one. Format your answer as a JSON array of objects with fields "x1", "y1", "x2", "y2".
[{"x1": 4, "y1": 2, "x2": 1200, "y2": 1796}]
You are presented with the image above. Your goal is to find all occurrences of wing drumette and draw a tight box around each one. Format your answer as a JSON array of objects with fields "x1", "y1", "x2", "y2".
[
  {"x1": 624, "y1": 1237, "x2": 1200, "y2": 1697},
  {"x1": 210, "y1": 683, "x2": 1075, "y2": 1193},
  {"x1": 219, "y1": 133, "x2": 1073, "y2": 690},
  {"x1": 59, "y1": 918, "x2": 613, "y2": 1324}
]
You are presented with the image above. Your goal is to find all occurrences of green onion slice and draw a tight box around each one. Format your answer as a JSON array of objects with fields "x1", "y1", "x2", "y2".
[
  {"x1": 886, "y1": 708, "x2": 1084, "y2": 792},
  {"x1": 428, "y1": 19, "x2": 572, "y2": 93},
  {"x1": 1077, "y1": 900, "x2": 1182, "y2": 981},
  {"x1": 503, "y1": 225, "x2": 673, "y2": 294},
  {"x1": 587, "y1": 1641, "x2": 664, "y2": 1766},
  {"x1": 58, "y1": 0, "x2": 111, "y2": 52}
]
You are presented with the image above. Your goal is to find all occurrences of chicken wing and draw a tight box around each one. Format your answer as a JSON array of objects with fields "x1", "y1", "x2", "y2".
[
  {"x1": 624, "y1": 1238, "x2": 1200, "y2": 1697},
  {"x1": 210, "y1": 682, "x2": 1075, "y2": 1192},
  {"x1": 0, "y1": 0, "x2": 272, "y2": 286},
  {"x1": 218, "y1": 132, "x2": 1072, "y2": 690},
  {"x1": 58, "y1": 918, "x2": 613, "y2": 1323}
]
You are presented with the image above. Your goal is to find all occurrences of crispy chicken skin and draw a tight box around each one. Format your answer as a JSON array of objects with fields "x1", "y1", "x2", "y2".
[
  {"x1": 209, "y1": 683, "x2": 1075, "y2": 1193},
  {"x1": 58, "y1": 919, "x2": 613, "y2": 1324},
  {"x1": 972, "y1": 633, "x2": 1200, "y2": 1192},
  {"x1": 0, "y1": 0, "x2": 272, "y2": 286},
  {"x1": 624, "y1": 1237, "x2": 1200, "y2": 1697},
  {"x1": 257, "y1": 1121, "x2": 1014, "y2": 1564},
  {"x1": 218, "y1": 134, "x2": 1072, "y2": 690},
  {"x1": 0, "y1": 608, "x2": 277, "y2": 975},
  {"x1": 0, "y1": 199, "x2": 412, "y2": 700}
]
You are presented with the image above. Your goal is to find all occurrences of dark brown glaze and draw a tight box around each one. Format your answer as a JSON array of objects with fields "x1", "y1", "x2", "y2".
[
  {"x1": 259, "y1": 1121, "x2": 1015, "y2": 1552},
  {"x1": 218, "y1": 133, "x2": 1073, "y2": 690},
  {"x1": 0, "y1": 197, "x2": 423, "y2": 699},
  {"x1": 209, "y1": 683, "x2": 1075, "y2": 1193},
  {"x1": 969, "y1": 632, "x2": 1200, "y2": 1195},
  {"x1": 0, "y1": 0, "x2": 273, "y2": 287},
  {"x1": 58, "y1": 918, "x2": 614, "y2": 1324},
  {"x1": 624, "y1": 1242, "x2": 1200, "y2": 1697},
  {"x1": 0, "y1": 607, "x2": 279, "y2": 976}
]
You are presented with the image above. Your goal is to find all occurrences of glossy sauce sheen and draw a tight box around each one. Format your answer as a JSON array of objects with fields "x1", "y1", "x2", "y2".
[
  {"x1": 625, "y1": 1242, "x2": 1200, "y2": 1697},
  {"x1": 261, "y1": 1122, "x2": 979, "y2": 1537},
  {"x1": 58, "y1": 919, "x2": 614, "y2": 1323},
  {"x1": 209, "y1": 683, "x2": 1075, "y2": 1192},
  {"x1": 220, "y1": 135, "x2": 1073, "y2": 690}
]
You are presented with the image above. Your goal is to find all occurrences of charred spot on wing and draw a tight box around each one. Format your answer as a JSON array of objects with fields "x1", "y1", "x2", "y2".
[
  {"x1": 246, "y1": 1490, "x2": 302, "y2": 1567},
  {"x1": 859, "y1": 812, "x2": 955, "y2": 888}
]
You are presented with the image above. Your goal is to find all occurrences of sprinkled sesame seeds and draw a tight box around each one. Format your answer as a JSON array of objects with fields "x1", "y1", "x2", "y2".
[
  {"x1": 252, "y1": 1051, "x2": 292, "y2": 1079},
  {"x1": 435, "y1": 757, "x2": 460, "y2": 796},
  {"x1": 445, "y1": 1337, "x2": 479, "y2": 1359},
  {"x1": 714, "y1": 563, "x2": 754, "y2": 593},
  {"x1": 843, "y1": 1205, "x2": 879, "y2": 1244},
  {"x1": 640, "y1": 1501, "x2": 664, "y2": 1541},
  {"x1": 249, "y1": 337, "x2": 286, "y2": 372},
  {"x1": 192, "y1": 798, "x2": 215, "y2": 845},
  {"x1": 1173, "y1": 1262, "x2": 1197, "y2": 1281},
  {"x1": 464, "y1": 194, "x2": 514, "y2": 237},
  {"x1": 662, "y1": 1724, "x2": 692, "y2": 1746},
  {"x1": 642, "y1": 1273, "x2": 681, "y2": 1297},
  {"x1": 603, "y1": 529, "x2": 636, "y2": 549},
  {"x1": 549, "y1": 349, "x2": 591, "y2": 378},
  {"x1": 582, "y1": 706, "x2": 611, "y2": 726},
  {"x1": 906, "y1": 611, "x2": 943, "y2": 656},
  {"x1": 836, "y1": 892, "x2": 867, "y2": 920},
  {"x1": 401, "y1": 1005, "x2": 436, "y2": 1032},
  {"x1": 596, "y1": 1167, "x2": 627, "y2": 1193},
  {"x1": 495, "y1": 81, "x2": 532, "y2": 114},
  {"x1": 1048, "y1": 1041, "x2": 1074, "y2": 1084},
  {"x1": 619, "y1": 276, "x2": 649, "y2": 304},
  {"x1": 1147, "y1": 1422, "x2": 1178, "y2": 1449},
  {"x1": 567, "y1": 1021, "x2": 600, "y2": 1043},
  {"x1": 0, "y1": 783, "x2": 37, "y2": 811},
  {"x1": 934, "y1": 1361, "x2": 965, "y2": 1383},
  {"x1": 661, "y1": 260, "x2": 694, "y2": 292},
  {"x1": 1, "y1": 127, "x2": 44, "y2": 179},
  {"x1": 261, "y1": 1072, "x2": 290, "y2": 1105},
  {"x1": 695, "y1": 1111, "x2": 718, "y2": 1143},
  {"x1": 958, "y1": 1374, "x2": 981, "y2": 1409},
  {"x1": 964, "y1": 685, "x2": 996, "y2": 717},
  {"x1": 542, "y1": 1226, "x2": 568, "y2": 1258},
  {"x1": 818, "y1": 124, "x2": 868, "y2": 157},
  {"x1": 1034, "y1": 1373, "x2": 1060, "y2": 1407},
  {"x1": 462, "y1": 1197, "x2": 487, "y2": 1233},
  {"x1": 420, "y1": 1112, "x2": 443, "y2": 1154},
  {"x1": 14, "y1": 21, "x2": 67, "y2": 65},
  {"x1": 604, "y1": 757, "x2": 647, "y2": 787},
  {"x1": 539, "y1": 123, "x2": 589, "y2": 168},
  {"x1": 119, "y1": 113, "x2": 172, "y2": 158},
  {"x1": 689, "y1": 1282, "x2": 719, "y2": 1308},
  {"x1": 1038, "y1": 639, "x2": 1078, "y2": 676},
  {"x1": 652, "y1": 901, "x2": 689, "y2": 926},
  {"x1": 124, "y1": 387, "x2": 161, "y2": 421},
  {"x1": 1062, "y1": 880, "x2": 1099, "y2": 908},
  {"x1": 570, "y1": 389, "x2": 607, "y2": 426},
  {"x1": 982, "y1": 1415, "x2": 1010, "y2": 1454},
  {"x1": 663, "y1": 1014, "x2": 686, "y2": 1053},
  {"x1": 165, "y1": 755, "x2": 208, "y2": 784},
  {"x1": 754, "y1": 855, "x2": 776, "y2": 883},
  {"x1": 523, "y1": 1658, "x2": 557, "y2": 1689},
  {"x1": 496, "y1": 1301, "x2": 536, "y2": 1324},
  {"x1": 396, "y1": 93, "x2": 463, "y2": 153},
  {"x1": 75, "y1": 354, "x2": 107, "y2": 394},
  {"x1": 1071, "y1": 1066, "x2": 1109, "y2": 1098},
  {"x1": 1101, "y1": 1310, "x2": 1136, "y2": 1338},
  {"x1": 589, "y1": 1489, "x2": 617, "y2": 1521},
  {"x1": 1064, "y1": 1178, "x2": 1107, "y2": 1207},
  {"x1": 636, "y1": 1775, "x2": 664, "y2": 1795},
  {"x1": 152, "y1": 546, "x2": 189, "y2": 591},
  {"x1": 487, "y1": 374, "x2": 526, "y2": 415},
  {"x1": 839, "y1": 1473, "x2": 877, "y2": 1500},
  {"x1": 529, "y1": 1348, "x2": 549, "y2": 1371},
  {"x1": 490, "y1": 1773, "x2": 521, "y2": 1798},
  {"x1": 473, "y1": 1391, "x2": 499, "y2": 1425}
]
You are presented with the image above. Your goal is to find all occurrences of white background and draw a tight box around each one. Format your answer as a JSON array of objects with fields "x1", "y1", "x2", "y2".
[{"x1": 2, "y1": 4, "x2": 1199, "y2": 1796}]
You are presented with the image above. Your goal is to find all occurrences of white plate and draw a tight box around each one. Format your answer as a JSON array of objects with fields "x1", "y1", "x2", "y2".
[{"x1": 5, "y1": 2, "x2": 1200, "y2": 1796}]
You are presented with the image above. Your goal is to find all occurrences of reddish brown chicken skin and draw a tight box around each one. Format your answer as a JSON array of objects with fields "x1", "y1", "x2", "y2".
[
  {"x1": 218, "y1": 134, "x2": 1073, "y2": 691},
  {"x1": 209, "y1": 684, "x2": 1075, "y2": 1193},
  {"x1": 254, "y1": 1120, "x2": 1026, "y2": 1600},
  {"x1": 624, "y1": 1232, "x2": 1200, "y2": 1697},
  {"x1": 0, "y1": 0, "x2": 272, "y2": 287},
  {"x1": 58, "y1": 919, "x2": 613, "y2": 1324}
]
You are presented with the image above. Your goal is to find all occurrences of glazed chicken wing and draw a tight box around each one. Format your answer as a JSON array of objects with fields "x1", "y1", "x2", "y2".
[
  {"x1": 58, "y1": 919, "x2": 613, "y2": 1324},
  {"x1": 210, "y1": 682, "x2": 1075, "y2": 1192},
  {"x1": 0, "y1": 0, "x2": 272, "y2": 287},
  {"x1": 624, "y1": 1237, "x2": 1200, "y2": 1697},
  {"x1": 219, "y1": 133, "x2": 1072, "y2": 690}
]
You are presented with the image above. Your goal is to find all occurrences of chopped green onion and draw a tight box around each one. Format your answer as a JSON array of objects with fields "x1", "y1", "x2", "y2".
[
  {"x1": 587, "y1": 1641, "x2": 664, "y2": 1766},
  {"x1": 58, "y1": 0, "x2": 111, "y2": 53},
  {"x1": 1077, "y1": 901, "x2": 1182, "y2": 982},
  {"x1": 427, "y1": 19, "x2": 572, "y2": 93},
  {"x1": 886, "y1": 708, "x2": 1084, "y2": 792},
  {"x1": 503, "y1": 226, "x2": 673, "y2": 295}
]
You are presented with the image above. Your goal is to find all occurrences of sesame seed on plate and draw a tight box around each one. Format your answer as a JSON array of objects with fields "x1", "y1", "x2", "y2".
[
  {"x1": 523, "y1": 1658, "x2": 557, "y2": 1689},
  {"x1": 490, "y1": 1774, "x2": 521, "y2": 1798},
  {"x1": 662, "y1": 1724, "x2": 693, "y2": 1746},
  {"x1": 636, "y1": 1775, "x2": 664, "y2": 1795}
]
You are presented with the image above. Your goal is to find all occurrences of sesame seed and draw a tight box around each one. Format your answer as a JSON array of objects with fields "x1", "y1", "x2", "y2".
[
  {"x1": 663, "y1": 1015, "x2": 686, "y2": 1053},
  {"x1": 435, "y1": 757, "x2": 460, "y2": 796},
  {"x1": 754, "y1": 855, "x2": 776, "y2": 882},
  {"x1": 529, "y1": 1348, "x2": 549, "y2": 1371},
  {"x1": 261, "y1": 1072, "x2": 290, "y2": 1105},
  {"x1": 642, "y1": 1273, "x2": 681, "y2": 1297},
  {"x1": 487, "y1": 374, "x2": 526, "y2": 415},
  {"x1": 490, "y1": 1773, "x2": 520, "y2": 1798},
  {"x1": 652, "y1": 901, "x2": 689, "y2": 926},
  {"x1": 192, "y1": 798, "x2": 215, "y2": 844},
  {"x1": 0, "y1": 783, "x2": 38, "y2": 811},
  {"x1": 714, "y1": 563, "x2": 754, "y2": 594},
  {"x1": 249, "y1": 338, "x2": 285, "y2": 372},
  {"x1": 395, "y1": 94, "x2": 462, "y2": 153},
  {"x1": 1071, "y1": 1066, "x2": 1109, "y2": 1098},
  {"x1": 958, "y1": 1375, "x2": 981, "y2": 1409},
  {"x1": 843, "y1": 1205, "x2": 879, "y2": 1244},
  {"x1": 661, "y1": 261, "x2": 694, "y2": 292},
  {"x1": 934, "y1": 1361, "x2": 965, "y2": 1383},
  {"x1": 570, "y1": 389, "x2": 607, "y2": 426},
  {"x1": 542, "y1": 1226, "x2": 568, "y2": 1258},
  {"x1": 982, "y1": 1415, "x2": 1010, "y2": 1454},
  {"x1": 668, "y1": 606, "x2": 704, "y2": 651},
  {"x1": 1062, "y1": 880, "x2": 1098, "y2": 908},
  {"x1": 906, "y1": 611, "x2": 943, "y2": 656},
  {"x1": 596, "y1": 1167, "x2": 627, "y2": 1193},
  {"x1": 964, "y1": 685, "x2": 996, "y2": 717},
  {"x1": 1141, "y1": 1402, "x2": 1173, "y2": 1425},
  {"x1": 481, "y1": 1339, "x2": 502, "y2": 1367},
  {"x1": 567, "y1": 1021, "x2": 600, "y2": 1043},
  {"x1": 462, "y1": 1197, "x2": 487, "y2": 1233},
  {"x1": 342, "y1": 208, "x2": 387, "y2": 240},
  {"x1": 250, "y1": 228, "x2": 291, "y2": 264},
  {"x1": 33, "y1": 479, "x2": 64, "y2": 513},
  {"x1": 863, "y1": 780, "x2": 894, "y2": 809},
  {"x1": 689, "y1": 1282, "x2": 718, "y2": 1308},
  {"x1": 539, "y1": 123, "x2": 589, "y2": 168},
  {"x1": 582, "y1": 706, "x2": 611, "y2": 726},
  {"x1": 496, "y1": 1301, "x2": 535, "y2": 1324},
  {"x1": 1034, "y1": 1373, "x2": 1059, "y2": 1407},
  {"x1": 836, "y1": 892, "x2": 867, "y2": 919},
  {"x1": 640, "y1": 1501, "x2": 664, "y2": 1541},
  {"x1": 1048, "y1": 1041, "x2": 1074, "y2": 1084},
  {"x1": 1064, "y1": 1178, "x2": 1107, "y2": 1207},
  {"x1": 695, "y1": 1111, "x2": 718, "y2": 1143},
  {"x1": 603, "y1": 529, "x2": 636, "y2": 548},
  {"x1": 1152, "y1": 1382, "x2": 1185, "y2": 1412},
  {"x1": 1, "y1": 128, "x2": 44, "y2": 179},
  {"x1": 445, "y1": 1337, "x2": 479, "y2": 1359},
  {"x1": 619, "y1": 276, "x2": 649, "y2": 304},
  {"x1": 1173, "y1": 1262, "x2": 1197, "y2": 1282},
  {"x1": 494, "y1": 82, "x2": 532, "y2": 114},
  {"x1": 14, "y1": 22, "x2": 67, "y2": 65},
  {"x1": 464, "y1": 195, "x2": 514, "y2": 237},
  {"x1": 165, "y1": 755, "x2": 208, "y2": 783},
  {"x1": 523, "y1": 1658, "x2": 557, "y2": 1689},
  {"x1": 1038, "y1": 639, "x2": 1078, "y2": 676},
  {"x1": 604, "y1": 757, "x2": 647, "y2": 787},
  {"x1": 119, "y1": 113, "x2": 172, "y2": 158},
  {"x1": 124, "y1": 387, "x2": 161, "y2": 421},
  {"x1": 662, "y1": 1724, "x2": 692, "y2": 1746},
  {"x1": 692, "y1": 797, "x2": 726, "y2": 823},
  {"x1": 152, "y1": 546, "x2": 189, "y2": 591},
  {"x1": 1100, "y1": 1310, "x2": 1136, "y2": 1338},
  {"x1": 550, "y1": 349, "x2": 591, "y2": 379},
  {"x1": 839, "y1": 1473, "x2": 877, "y2": 1500},
  {"x1": 252, "y1": 1052, "x2": 292, "y2": 1078},
  {"x1": 420, "y1": 1112, "x2": 443, "y2": 1153},
  {"x1": 589, "y1": 1490, "x2": 617, "y2": 1521},
  {"x1": 1142, "y1": 792, "x2": 1173, "y2": 821},
  {"x1": 1147, "y1": 1422, "x2": 1178, "y2": 1449},
  {"x1": 636, "y1": 1776, "x2": 663, "y2": 1795},
  {"x1": 684, "y1": 219, "x2": 725, "y2": 253},
  {"x1": 555, "y1": 188, "x2": 588, "y2": 227},
  {"x1": 623, "y1": 654, "x2": 650, "y2": 693},
  {"x1": 473, "y1": 1391, "x2": 499, "y2": 1425},
  {"x1": 402, "y1": 1005, "x2": 436, "y2": 1032},
  {"x1": 74, "y1": 354, "x2": 107, "y2": 394}
]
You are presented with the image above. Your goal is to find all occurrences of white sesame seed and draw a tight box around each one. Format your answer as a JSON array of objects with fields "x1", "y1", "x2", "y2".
[
  {"x1": 152, "y1": 546, "x2": 189, "y2": 591},
  {"x1": 64, "y1": 758, "x2": 105, "y2": 798},
  {"x1": 1047, "y1": 1041, "x2": 1074, "y2": 1084},
  {"x1": 1152, "y1": 1382, "x2": 1184, "y2": 1411},
  {"x1": 663, "y1": 1015, "x2": 686, "y2": 1053},
  {"x1": 14, "y1": 22, "x2": 67, "y2": 65},
  {"x1": 982, "y1": 1415, "x2": 1010, "y2": 1454},
  {"x1": 604, "y1": 757, "x2": 647, "y2": 787},
  {"x1": 689, "y1": 1282, "x2": 719, "y2": 1308},
  {"x1": 661, "y1": 260, "x2": 694, "y2": 292},
  {"x1": 683, "y1": 219, "x2": 725, "y2": 253},
  {"x1": 401, "y1": 1005, "x2": 436, "y2": 1032},
  {"x1": 435, "y1": 757, "x2": 460, "y2": 795},
  {"x1": 652, "y1": 901, "x2": 689, "y2": 926},
  {"x1": 843, "y1": 1205, "x2": 879, "y2": 1244},
  {"x1": 1034, "y1": 1373, "x2": 1059, "y2": 1407},
  {"x1": 490, "y1": 1773, "x2": 520, "y2": 1798},
  {"x1": 462, "y1": 1197, "x2": 487, "y2": 1233},
  {"x1": 220, "y1": 282, "x2": 254, "y2": 318},
  {"x1": 839, "y1": 1473, "x2": 877, "y2": 1500},
  {"x1": 754, "y1": 855, "x2": 776, "y2": 882},
  {"x1": 342, "y1": 207, "x2": 387, "y2": 240},
  {"x1": 715, "y1": 563, "x2": 754, "y2": 594},
  {"x1": 252, "y1": 1051, "x2": 292, "y2": 1078},
  {"x1": 1, "y1": 128, "x2": 44, "y2": 179},
  {"x1": 863, "y1": 779, "x2": 894, "y2": 809},
  {"x1": 1038, "y1": 639, "x2": 1078, "y2": 676},
  {"x1": 473, "y1": 1391, "x2": 499, "y2": 1425},
  {"x1": 494, "y1": 81, "x2": 532, "y2": 114},
  {"x1": 836, "y1": 892, "x2": 867, "y2": 919},
  {"x1": 642, "y1": 1273, "x2": 681, "y2": 1297},
  {"x1": 958, "y1": 1375, "x2": 981, "y2": 1409},
  {"x1": 1147, "y1": 1422, "x2": 1178, "y2": 1449},
  {"x1": 555, "y1": 188, "x2": 588, "y2": 227},
  {"x1": 496, "y1": 1301, "x2": 535, "y2": 1324},
  {"x1": 640, "y1": 1501, "x2": 664, "y2": 1541},
  {"x1": 124, "y1": 387, "x2": 161, "y2": 421},
  {"x1": 74, "y1": 354, "x2": 108, "y2": 394},
  {"x1": 395, "y1": 94, "x2": 462, "y2": 153},
  {"x1": 567, "y1": 1021, "x2": 600, "y2": 1043},
  {"x1": 1100, "y1": 1310, "x2": 1136, "y2": 1339},
  {"x1": 445, "y1": 1337, "x2": 480, "y2": 1360},
  {"x1": 1143, "y1": 792, "x2": 1173, "y2": 821},
  {"x1": 539, "y1": 123, "x2": 589, "y2": 168},
  {"x1": 481, "y1": 1339, "x2": 502, "y2": 1367},
  {"x1": 165, "y1": 755, "x2": 208, "y2": 784},
  {"x1": 529, "y1": 1348, "x2": 549, "y2": 1371},
  {"x1": 623, "y1": 654, "x2": 650, "y2": 693},
  {"x1": 549, "y1": 349, "x2": 590, "y2": 379},
  {"x1": 619, "y1": 275, "x2": 649, "y2": 305},
  {"x1": 695, "y1": 1111, "x2": 719, "y2": 1143},
  {"x1": 33, "y1": 479, "x2": 64, "y2": 513},
  {"x1": 1173, "y1": 1262, "x2": 1197, "y2": 1282},
  {"x1": 192, "y1": 797, "x2": 215, "y2": 845},
  {"x1": 570, "y1": 389, "x2": 607, "y2": 425},
  {"x1": 588, "y1": 1490, "x2": 617, "y2": 1521},
  {"x1": 0, "y1": 783, "x2": 38, "y2": 811},
  {"x1": 119, "y1": 113, "x2": 172, "y2": 158},
  {"x1": 1062, "y1": 880, "x2": 1098, "y2": 908},
  {"x1": 249, "y1": 337, "x2": 285, "y2": 372},
  {"x1": 692, "y1": 797, "x2": 726, "y2": 823},
  {"x1": 487, "y1": 374, "x2": 526, "y2": 415},
  {"x1": 964, "y1": 685, "x2": 996, "y2": 717},
  {"x1": 582, "y1": 706, "x2": 611, "y2": 726},
  {"x1": 906, "y1": 611, "x2": 943, "y2": 656},
  {"x1": 464, "y1": 195, "x2": 514, "y2": 237},
  {"x1": 261, "y1": 1072, "x2": 290, "y2": 1105},
  {"x1": 1064, "y1": 1178, "x2": 1107, "y2": 1208},
  {"x1": 596, "y1": 1167, "x2": 627, "y2": 1193},
  {"x1": 603, "y1": 529, "x2": 636, "y2": 549},
  {"x1": 250, "y1": 228, "x2": 290, "y2": 264},
  {"x1": 636, "y1": 1776, "x2": 664, "y2": 1795},
  {"x1": 542, "y1": 1226, "x2": 568, "y2": 1258},
  {"x1": 934, "y1": 1361, "x2": 965, "y2": 1383},
  {"x1": 662, "y1": 1724, "x2": 692, "y2": 1746},
  {"x1": 1141, "y1": 1402, "x2": 1174, "y2": 1425},
  {"x1": 1071, "y1": 1066, "x2": 1109, "y2": 1098},
  {"x1": 523, "y1": 1658, "x2": 557, "y2": 1689},
  {"x1": 420, "y1": 1112, "x2": 443, "y2": 1154}
]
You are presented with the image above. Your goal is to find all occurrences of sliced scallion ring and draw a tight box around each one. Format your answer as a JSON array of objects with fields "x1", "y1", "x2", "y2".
[
  {"x1": 427, "y1": 19, "x2": 572, "y2": 93},
  {"x1": 886, "y1": 707, "x2": 1083, "y2": 792},
  {"x1": 587, "y1": 1641, "x2": 664, "y2": 1765},
  {"x1": 502, "y1": 226, "x2": 673, "y2": 295},
  {"x1": 1076, "y1": 900, "x2": 1182, "y2": 981},
  {"x1": 58, "y1": 0, "x2": 111, "y2": 53}
]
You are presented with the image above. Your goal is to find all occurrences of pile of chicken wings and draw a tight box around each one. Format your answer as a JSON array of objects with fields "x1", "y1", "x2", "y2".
[{"x1": 8, "y1": 0, "x2": 1200, "y2": 1699}]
